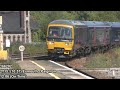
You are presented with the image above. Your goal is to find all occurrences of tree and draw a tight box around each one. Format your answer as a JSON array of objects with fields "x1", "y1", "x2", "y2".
[
  {"x1": 31, "y1": 11, "x2": 120, "y2": 41},
  {"x1": 30, "y1": 11, "x2": 79, "y2": 41}
]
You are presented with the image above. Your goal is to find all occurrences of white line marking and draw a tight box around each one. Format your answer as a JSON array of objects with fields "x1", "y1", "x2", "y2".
[
  {"x1": 30, "y1": 60, "x2": 60, "y2": 79},
  {"x1": 49, "y1": 60, "x2": 94, "y2": 79},
  {"x1": 30, "y1": 61, "x2": 45, "y2": 70}
]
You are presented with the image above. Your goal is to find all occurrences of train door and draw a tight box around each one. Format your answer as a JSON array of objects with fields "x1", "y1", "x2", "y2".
[
  {"x1": 74, "y1": 26, "x2": 87, "y2": 48},
  {"x1": 97, "y1": 30, "x2": 104, "y2": 45},
  {"x1": 104, "y1": 28, "x2": 110, "y2": 45},
  {"x1": 88, "y1": 27, "x2": 95, "y2": 46}
]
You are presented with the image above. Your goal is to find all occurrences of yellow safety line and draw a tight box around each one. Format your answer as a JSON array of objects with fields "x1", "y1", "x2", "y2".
[
  {"x1": 30, "y1": 60, "x2": 60, "y2": 79},
  {"x1": 30, "y1": 61, "x2": 45, "y2": 70},
  {"x1": 49, "y1": 73, "x2": 60, "y2": 79}
]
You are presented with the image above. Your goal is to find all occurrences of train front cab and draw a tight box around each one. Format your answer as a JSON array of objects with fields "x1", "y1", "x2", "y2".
[{"x1": 46, "y1": 23, "x2": 74, "y2": 58}]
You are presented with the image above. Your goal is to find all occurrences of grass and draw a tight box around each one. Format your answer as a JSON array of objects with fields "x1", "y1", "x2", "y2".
[
  {"x1": 0, "y1": 60, "x2": 26, "y2": 79},
  {"x1": 0, "y1": 60, "x2": 21, "y2": 69},
  {"x1": 84, "y1": 47, "x2": 120, "y2": 68},
  {"x1": 9, "y1": 42, "x2": 47, "y2": 56}
]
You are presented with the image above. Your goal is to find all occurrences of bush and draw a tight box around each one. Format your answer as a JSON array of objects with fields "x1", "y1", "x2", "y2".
[
  {"x1": 85, "y1": 48, "x2": 120, "y2": 68},
  {"x1": 9, "y1": 42, "x2": 47, "y2": 56},
  {"x1": 0, "y1": 60, "x2": 21, "y2": 69}
]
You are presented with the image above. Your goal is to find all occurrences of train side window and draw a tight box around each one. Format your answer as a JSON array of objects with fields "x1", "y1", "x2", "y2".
[
  {"x1": 106, "y1": 30, "x2": 109, "y2": 38},
  {"x1": 91, "y1": 30, "x2": 94, "y2": 40},
  {"x1": 74, "y1": 27, "x2": 79, "y2": 38}
]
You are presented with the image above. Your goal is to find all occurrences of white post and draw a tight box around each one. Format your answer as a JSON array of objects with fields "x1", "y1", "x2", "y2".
[
  {"x1": 6, "y1": 39, "x2": 10, "y2": 60},
  {"x1": 112, "y1": 70, "x2": 115, "y2": 78},
  {"x1": 21, "y1": 51, "x2": 23, "y2": 61},
  {"x1": 19, "y1": 45, "x2": 25, "y2": 61}
]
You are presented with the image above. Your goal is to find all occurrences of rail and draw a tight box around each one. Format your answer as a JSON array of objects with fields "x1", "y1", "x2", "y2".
[{"x1": 10, "y1": 52, "x2": 47, "y2": 60}]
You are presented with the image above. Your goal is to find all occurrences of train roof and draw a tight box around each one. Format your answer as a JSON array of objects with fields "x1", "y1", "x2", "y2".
[
  {"x1": 49, "y1": 20, "x2": 86, "y2": 26},
  {"x1": 106, "y1": 22, "x2": 120, "y2": 27},
  {"x1": 83, "y1": 21, "x2": 111, "y2": 27},
  {"x1": 49, "y1": 20, "x2": 120, "y2": 28}
]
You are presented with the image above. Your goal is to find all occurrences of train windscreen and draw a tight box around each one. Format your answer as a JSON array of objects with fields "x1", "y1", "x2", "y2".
[{"x1": 47, "y1": 26, "x2": 72, "y2": 41}]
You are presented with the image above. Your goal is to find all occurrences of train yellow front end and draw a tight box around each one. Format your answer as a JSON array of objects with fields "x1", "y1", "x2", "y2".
[{"x1": 46, "y1": 23, "x2": 74, "y2": 58}]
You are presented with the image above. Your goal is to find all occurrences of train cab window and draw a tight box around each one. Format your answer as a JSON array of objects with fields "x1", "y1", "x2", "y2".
[
  {"x1": 53, "y1": 31, "x2": 59, "y2": 37},
  {"x1": 48, "y1": 26, "x2": 72, "y2": 39},
  {"x1": 60, "y1": 28, "x2": 72, "y2": 38},
  {"x1": 49, "y1": 29, "x2": 59, "y2": 37},
  {"x1": 89, "y1": 30, "x2": 94, "y2": 40}
]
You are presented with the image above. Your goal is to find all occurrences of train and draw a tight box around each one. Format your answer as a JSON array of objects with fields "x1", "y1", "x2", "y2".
[{"x1": 46, "y1": 20, "x2": 120, "y2": 59}]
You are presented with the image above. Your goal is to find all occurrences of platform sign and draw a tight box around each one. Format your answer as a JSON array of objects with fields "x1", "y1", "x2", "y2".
[
  {"x1": 6, "y1": 39, "x2": 10, "y2": 47},
  {"x1": 19, "y1": 45, "x2": 25, "y2": 52}
]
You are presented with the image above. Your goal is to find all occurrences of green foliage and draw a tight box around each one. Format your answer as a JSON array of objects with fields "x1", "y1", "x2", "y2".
[
  {"x1": 85, "y1": 54, "x2": 113, "y2": 68},
  {"x1": 30, "y1": 11, "x2": 79, "y2": 40},
  {"x1": 9, "y1": 42, "x2": 47, "y2": 56},
  {"x1": 31, "y1": 11, "x2": 120, "y2": 41},
  {"x1": 32, "y1": 29, "x2": 40, "y2": 42},
  {"x1": 85, "y1": 48, "x2": 120, "y2": 68},
  {"x1": 0, "y1": 60, "x2": 21, "y2": 69},
  {"x1": 24, "y1": 42, "x2": 47, "y2": 56},
  {"x1": 87, "y1": 11, "x2": 120, "y2": 21}
]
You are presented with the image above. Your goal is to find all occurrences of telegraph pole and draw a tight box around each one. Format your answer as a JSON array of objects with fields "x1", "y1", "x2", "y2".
[{"x1": 24, "y1": 11, "x2": 31, "y2": 43}]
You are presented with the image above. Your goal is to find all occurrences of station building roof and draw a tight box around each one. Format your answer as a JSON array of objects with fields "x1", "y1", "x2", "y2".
[
  {"x1": 0, "y1": 11, "x2": 39, "y2": 34},
  {"x1": 0, "y1": 11, "x2": 23, "y2": 33}
]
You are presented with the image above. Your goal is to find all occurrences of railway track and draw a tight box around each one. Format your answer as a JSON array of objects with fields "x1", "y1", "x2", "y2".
[
  {"x1": 52, "y1": 55, "x2": 120, "y2": 79},
  {"x1": 49, "y1": 60, "x2": 94, "y2": 79},
  {"x1": 60, "y1": 56, "x2": 120, "y2": 79},
  {"x1": 10, "y1": 53, "x2": 30, "y2": 60},
  {"x1": 7, "y1": 50, "x2": 120, "y2": 79},
  {"x1": 10, "y1": 53, "x2": 48, "y2": 60},
  {"x1": 11, "y1": 52, "x2": 119, "y2": 79},
  {"x1": 14, "y1": 46, "x2": 120, "y2": 79},
  {"x1": 10, "y1": 53, "x2": 94, "y2": 79},
  {"x1": 52, "y1": 57, "x2": 95, "y2": 79}
]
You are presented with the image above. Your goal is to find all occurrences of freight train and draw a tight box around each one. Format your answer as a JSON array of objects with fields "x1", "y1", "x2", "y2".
[{"x1": 46, "y1": 20, "x2": 120, "y2": 59}]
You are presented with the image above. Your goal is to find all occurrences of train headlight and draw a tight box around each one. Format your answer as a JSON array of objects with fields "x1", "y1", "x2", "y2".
[
  {"x1": 49, "y1": 41, "x2": 54, "y2": 44},
  {"x1": 65, "y1": 42, "x2": 70, "y2": 45}
]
